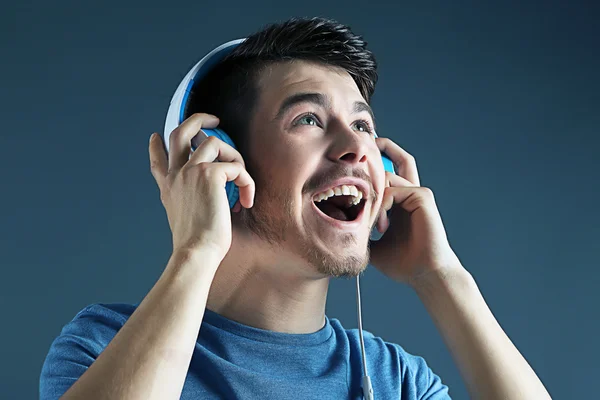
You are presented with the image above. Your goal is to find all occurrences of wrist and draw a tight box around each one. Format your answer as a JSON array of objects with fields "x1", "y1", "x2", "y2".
[
  {"x1": 156, "y1": 247, "x2": 222, "y2": 306},
  {"x1": 168, "y1": 246, "x2": 224, "y2": 277},
  {"x1": 410, "y1": 264, "x2": 472, "y2": 295}
]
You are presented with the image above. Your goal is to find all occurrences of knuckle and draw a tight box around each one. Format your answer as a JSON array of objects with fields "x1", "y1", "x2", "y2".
[
  {"x1": 191, "y1": 112, "x2": 206, "y2": 119},
  {"x1": 421, "y1": 186, "x2": 434, "y2": 198},
  {"x1": 190, "y1": 112, "x2": 217, "y2": 121},
  {"x1": 171, "y1": 124, "x2": 183, "y2": 136},
  {"x1": 169, "y1": 127, "x2": 182, "y2": 145},
  {"x1": 196, "y1": 162, "x2": 211, "y2": 174},
  {"x1": 196, "y1": 162, "x2": 219, "y2": 180},
  {"x1": 149, "y1": 157, "x2": 161, "y2": 170},
  {"x1": 192, "y1": 115, "x2": 205, "y2": 125},
  {"x1": 159, "y1": 189, "x2": 169, "y2": 205},
  {"x1": 197, "y1": 135, "x2": 218, "y2": 149},
  {"x1": 199, "y1": 164, "x2": 219, "y2": 181}
]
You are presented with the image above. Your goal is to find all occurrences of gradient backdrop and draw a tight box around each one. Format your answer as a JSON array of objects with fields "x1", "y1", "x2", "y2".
[{"x1": 2, "y1": 1, "x2": 598, "y2": 399}]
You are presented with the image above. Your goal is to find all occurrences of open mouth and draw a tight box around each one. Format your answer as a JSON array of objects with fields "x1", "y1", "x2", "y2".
[{"x1": 313, "y1": 195, "x2": 366, "y2": 222}]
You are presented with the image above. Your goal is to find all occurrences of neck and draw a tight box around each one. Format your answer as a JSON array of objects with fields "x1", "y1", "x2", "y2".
[{"x1": 206, "y1": 227, "x2": 330, "y2": 334}]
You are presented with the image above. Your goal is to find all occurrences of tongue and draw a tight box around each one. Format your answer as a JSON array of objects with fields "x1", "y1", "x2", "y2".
[{"x1": 317, "y1": 201, "x2": 349, "y2": 221}]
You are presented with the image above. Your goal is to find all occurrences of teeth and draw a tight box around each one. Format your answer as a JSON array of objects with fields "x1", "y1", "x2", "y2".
[{"x1": 313, "y1": 184, "x2": 365, "y2": 204}]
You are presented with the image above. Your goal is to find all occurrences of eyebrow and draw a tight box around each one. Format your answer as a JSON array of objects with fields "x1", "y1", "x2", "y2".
[{"x1": 273, "y1": 92, "x2": 376, "y2": 127}]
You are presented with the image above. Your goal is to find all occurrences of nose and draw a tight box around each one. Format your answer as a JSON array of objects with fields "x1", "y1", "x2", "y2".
[{"x1": 328, "y1": 123, "x2": 371, "y2": 167}]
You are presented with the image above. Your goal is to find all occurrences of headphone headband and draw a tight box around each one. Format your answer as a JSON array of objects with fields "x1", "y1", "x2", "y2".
[{"x1": 163, "y1": 38, "x2": 246, "y2": 152}]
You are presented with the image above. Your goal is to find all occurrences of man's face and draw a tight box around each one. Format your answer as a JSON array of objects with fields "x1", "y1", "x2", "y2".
[{"x1": 238, "y1": 61, "x2": 386, "y2": 278}]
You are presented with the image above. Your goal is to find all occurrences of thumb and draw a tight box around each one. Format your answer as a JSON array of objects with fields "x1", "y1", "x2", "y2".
[{"x1": 149, "y1": 133, "x2": 168, "y2": 190}]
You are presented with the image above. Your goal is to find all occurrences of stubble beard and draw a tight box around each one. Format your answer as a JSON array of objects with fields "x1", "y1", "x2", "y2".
[{"x1": 239, "y1": 168, "x2": 370, "y2": 279}]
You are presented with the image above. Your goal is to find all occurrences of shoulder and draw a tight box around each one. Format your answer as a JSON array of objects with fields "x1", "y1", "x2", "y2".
[
  {"x1": 45, "y1": 302, "x2": 138, "y2": 358},
  {"x1": 59, "y1": 303, "x2": 137, "y2": 343},
  {"x1": 40, "y1": 303, "x2": 139, "y2": 399},
  {"x1": 71, "y1": 302, "x2": 137, "y2": 325}
]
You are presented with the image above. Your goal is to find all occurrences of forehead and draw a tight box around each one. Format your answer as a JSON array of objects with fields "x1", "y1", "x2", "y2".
[{"x1": 256, "y1": 60, "x2": 364, "y2": 105}]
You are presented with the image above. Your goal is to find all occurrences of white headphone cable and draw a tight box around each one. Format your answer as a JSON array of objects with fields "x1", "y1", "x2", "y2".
[{"x1": 357, "y1": 275, "x2": 374, "y2": 400}]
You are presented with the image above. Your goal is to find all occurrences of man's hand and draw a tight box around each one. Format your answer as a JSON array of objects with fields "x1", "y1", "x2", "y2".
[
  {"x1": 369, "y1": 137, "x2": 463, "y2": 287},
  {"x1": 369, "y1": 138, "x2": 552, "y2": 399},
  {"x1": 149, "y1": 113, "x2": 255, "y2": 262}
]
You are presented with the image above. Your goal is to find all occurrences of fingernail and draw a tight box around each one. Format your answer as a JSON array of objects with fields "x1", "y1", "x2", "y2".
[{"x1": 149, "y1": 133, "x2": 155, "y2": 143}]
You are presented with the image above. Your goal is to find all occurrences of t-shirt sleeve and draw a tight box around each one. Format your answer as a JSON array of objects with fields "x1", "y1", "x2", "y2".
[
  {"x1": 39, "y1": 304, "x2": 125, "y2": 400},
  {"x1": 395, "y1": 344, "x2": 451, "y2": 399}
]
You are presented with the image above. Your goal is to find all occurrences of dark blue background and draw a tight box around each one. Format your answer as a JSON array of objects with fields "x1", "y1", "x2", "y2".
[{"x1": 2, "y1": 1, "x2": 598, "y2": 398}]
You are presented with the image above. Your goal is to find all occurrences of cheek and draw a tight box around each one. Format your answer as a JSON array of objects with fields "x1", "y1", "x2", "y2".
[
  {"x1": 276, "y1": 144, "x2": 316, "y2": 186},
  {"x1": 252, "y1": 158, "x2": 298, "y2": 204}
]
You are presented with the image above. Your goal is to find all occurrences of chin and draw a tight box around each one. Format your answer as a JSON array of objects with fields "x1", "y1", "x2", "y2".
[
  {"x1": 320, "y1": 259, "x2": 368, "y2": 279},
  {"x1": 300, "y1": 237, "x2": 371, "y2": 279}
]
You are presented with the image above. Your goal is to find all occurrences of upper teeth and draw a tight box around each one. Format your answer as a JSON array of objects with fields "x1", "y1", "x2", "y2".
[{"x1": 313, "y1": 184, "x2": 364, "y2": 206}]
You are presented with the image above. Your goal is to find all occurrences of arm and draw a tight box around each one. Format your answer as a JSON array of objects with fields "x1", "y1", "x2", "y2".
[
  {"x1": 61, "y1": 248, "x2": 221, "y2": 400},
  {"x1": 369, "y1": 138, "x2": 551, "y2": 398},
  {"x1": 412, "y1": 265, "x2": 552, "y2": 400},
  {"x1": 54, "y1": 114, "x2": 253, "y2": 399}
]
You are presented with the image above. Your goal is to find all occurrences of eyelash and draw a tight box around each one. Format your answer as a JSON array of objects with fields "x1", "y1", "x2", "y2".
[{"x1": 293, "y1": 112, "x2": 375, "y2": 135}]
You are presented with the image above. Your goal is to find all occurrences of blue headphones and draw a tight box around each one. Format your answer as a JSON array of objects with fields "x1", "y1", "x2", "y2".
[{"x1": 164, "y1": 38, "x2": 395, "y2": 241}]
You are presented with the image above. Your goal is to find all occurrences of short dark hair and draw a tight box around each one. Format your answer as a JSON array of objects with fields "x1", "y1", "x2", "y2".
[{"x1": 184, "y1": 17, "x2": 378, "y2": 157}]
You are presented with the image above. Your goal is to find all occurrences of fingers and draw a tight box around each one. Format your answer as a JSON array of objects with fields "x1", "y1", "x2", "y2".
[
  {"x1": 168, "y1": 113, "x2": 220, "y2": 172},
  {"x1": 376, "y1": 175, "x2": 414, "y2": 235},
  {"x1": 385, "y1": 171, "x2": 418, "y2": 188},
  {"x1": 202, "y1": 162, "x2": 255, "y2": 209},
  {"x1": 381, "y1": 185, "x2": 434, "y2": 214},
  {"x1": 159, "y1": 112, "x2": 255, "y2": 209},
  {"x1": 187, "y1": 132, "x2": 253, "y2": 208},
  {"x1": 149, "y1": 133, "x2": 168, "y2": 190},
  {"x1": 376, "y1": 137, "x2": 420, "y2": 186},
  {"x1": 188, "y1": 135, "x2": 246, "y2": 169},
  {"x1": 376, "y1": 207, "x2": 389, "y2": 234}
]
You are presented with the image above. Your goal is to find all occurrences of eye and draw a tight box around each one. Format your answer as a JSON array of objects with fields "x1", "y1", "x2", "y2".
[
  {"x1": 294, "y1": 113, "x2": 321, "y2": 127},
  {"x1": 353, "y1": 119, "x2": 374, "y2": 134}
]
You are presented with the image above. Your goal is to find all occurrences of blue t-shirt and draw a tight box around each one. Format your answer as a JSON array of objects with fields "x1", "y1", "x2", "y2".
[{"x1": 40, "y1": 303, "x2": 450, "y2": 399}]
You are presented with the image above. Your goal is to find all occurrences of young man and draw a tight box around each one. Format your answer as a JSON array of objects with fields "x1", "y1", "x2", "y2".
[{"x1": 40, "y1": 17, "x2": 551, "y2": 400}]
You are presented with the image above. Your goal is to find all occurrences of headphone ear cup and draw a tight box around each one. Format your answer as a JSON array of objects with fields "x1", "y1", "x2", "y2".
[
  {"x1": 381, "y1": 154, "x2": 395, "y2": 174},
  {"x1": 371, "y1": 149, "x2": 396, "y2": 242},
  {"x1": 372, "y1": 131, "x2": 396, "y2": 175},
  {"x1": 195, "y1": 128, "x2": 241, "y2": 210}
]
